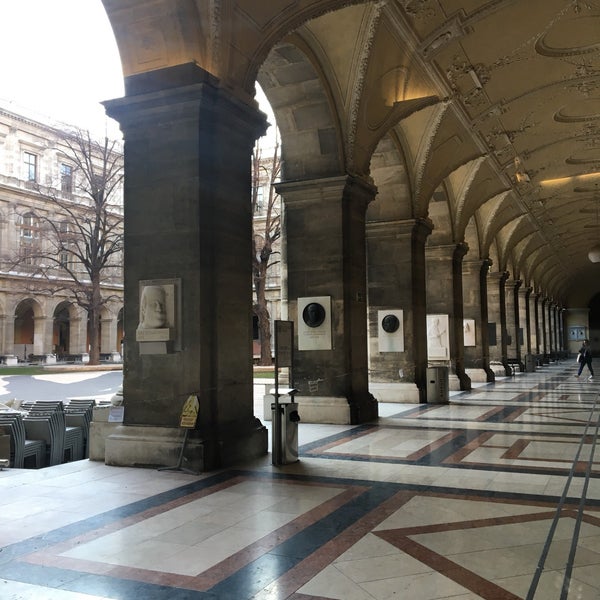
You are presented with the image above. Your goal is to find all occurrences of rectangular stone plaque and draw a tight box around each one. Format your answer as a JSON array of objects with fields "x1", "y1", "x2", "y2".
[{"x1": 136, "y1": 328, "x2": 173, "y2": 342}]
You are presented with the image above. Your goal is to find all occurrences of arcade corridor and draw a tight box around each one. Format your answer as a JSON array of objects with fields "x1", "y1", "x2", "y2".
[{"x1": 2, "y1": 361, "x2": 600, "y2": 599}]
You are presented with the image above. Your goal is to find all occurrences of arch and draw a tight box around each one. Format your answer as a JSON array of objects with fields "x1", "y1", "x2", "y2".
[
  {"x1": 13, "y1": 298, "x2": 43, "y2": 361},
  {"x1": 258, "y1": 39, "x2": 344, "y2": 180},
  {"x1": 52, "y1": 300, "x2": 77, "y2": 358}
]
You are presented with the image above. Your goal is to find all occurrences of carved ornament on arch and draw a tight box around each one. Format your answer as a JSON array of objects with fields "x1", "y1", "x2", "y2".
[
  {"x1": 412, "y1": 100, "x2": 451, "y2": 201},
  {"x1": 346, "y1": 2, "x2": 387, "y2": 173}
]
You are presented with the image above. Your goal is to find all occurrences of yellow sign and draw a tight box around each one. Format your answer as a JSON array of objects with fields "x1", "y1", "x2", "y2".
[{"x1": 179, "y1": 395, "x2": 199, "y2": 428}]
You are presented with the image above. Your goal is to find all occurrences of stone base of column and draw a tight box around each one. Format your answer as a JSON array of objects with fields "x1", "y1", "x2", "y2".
[
  {"x1": 292, "y1": 394, "x2": 378, "y2": 424},
  {"x1": 104, "y1": 423, "x2": 267, "y2": 472},
  {"x1": 369, "y1": 382, "x2": 421, "y2": 403},
  {"x1": 489, "y1": 362, "x2": 510, "y2": 378},
  {"x1": 449, "y1": 373, "x2": 462, "y2": 391},
  {"x1": 465, "y1": 368, "x2": 489, "y2": 383}
]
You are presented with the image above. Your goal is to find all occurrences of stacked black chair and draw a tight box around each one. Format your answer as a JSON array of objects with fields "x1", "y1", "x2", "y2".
[
  {"x1": 0, "y1": 411, "x2": 46, "y2": 468},
  {"x1": 64, "y1": 398, "x2": 95, "y2": 458},
  {"x1": 21, "y1": 401, "x2": 84, "y2": 465}
]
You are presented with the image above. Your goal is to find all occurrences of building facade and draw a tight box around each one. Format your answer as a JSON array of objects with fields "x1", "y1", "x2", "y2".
[{"x1": 0, "y1": 104, "x2": 123, "y2": 364}]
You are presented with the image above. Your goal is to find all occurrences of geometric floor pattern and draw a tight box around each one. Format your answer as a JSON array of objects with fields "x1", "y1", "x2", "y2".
[{"x1": 1, "y1": 361, "x2": 600, "y2": 599}]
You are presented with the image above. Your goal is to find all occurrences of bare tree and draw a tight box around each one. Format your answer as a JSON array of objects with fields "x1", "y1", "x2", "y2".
[
  {"x1": 14, "y1": 128, "x2": 123, "y2": 364},
  {"x1": 252, "y1": 139, "x2": 282, "y2": 365}
]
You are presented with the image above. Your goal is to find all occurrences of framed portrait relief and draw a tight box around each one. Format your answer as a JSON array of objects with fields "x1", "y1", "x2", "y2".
[
  {"x1": 378, "y1": 309, "x2": 404, "y2": 352},
  {"x1": 463, "y1": 319, "x2": 476, "y2": 347},
  {"x1": 427, "y1": 314, "x2": 449, "y2": 359}
]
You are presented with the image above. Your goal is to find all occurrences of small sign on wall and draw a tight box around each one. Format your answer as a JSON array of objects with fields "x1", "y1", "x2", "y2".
[
  {"x1": 568, "y1": 326, "x2": 586, "y2": 341},
  {"x1": 378, "y1": 309, "x2": 404, "y2": 352}
]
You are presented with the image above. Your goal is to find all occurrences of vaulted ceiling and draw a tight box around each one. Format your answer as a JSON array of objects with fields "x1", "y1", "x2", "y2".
[{"x1": 103, "y1": 0, "x2": 600, "y2": 306}]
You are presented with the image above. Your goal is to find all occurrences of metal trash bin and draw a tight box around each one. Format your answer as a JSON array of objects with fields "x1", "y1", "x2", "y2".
[
  {"x1": 426, "y1": 366, "x2": 449, "y2": 404},
  {"x1": 270, "y1": 388, "x2": 300, "y2": 465},
  {"x1": 525, "y1": 354, "x2": 536, "y2": 373}
]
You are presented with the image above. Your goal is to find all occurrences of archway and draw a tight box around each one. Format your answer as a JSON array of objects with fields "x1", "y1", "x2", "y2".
[
  {"x1": 14, "y1": 299, "x2": 40, "y2": 361},
  {"x1": 53, "y1": 302, "x2": 72, "y2": 358}
]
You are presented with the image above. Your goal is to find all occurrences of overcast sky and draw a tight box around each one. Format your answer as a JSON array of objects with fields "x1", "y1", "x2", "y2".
[
  {"x1": 0, "y1": 0, "x2": 275, "y2": 142},
  {"x1": 0, "y1": 0, "x2": 124, "y2": 136}
]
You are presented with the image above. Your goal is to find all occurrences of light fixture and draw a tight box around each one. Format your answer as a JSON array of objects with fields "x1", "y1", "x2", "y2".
[{"x1": 588, "y1": 244, "x2": 600, "y2": 263}]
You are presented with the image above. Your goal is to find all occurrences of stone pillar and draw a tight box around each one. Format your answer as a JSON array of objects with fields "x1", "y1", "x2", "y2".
[
  {"x1": 487, "y1": 271, "x2": 509, "y2": 375},
  {"x1": 104, "y1": 64, "x2": 268, "y2": 470},
  {"x1": 522, "y1": 287, "x2": 532, "y2": 356},
  {"x1": 0, "y1": 313, "x2": 18, "y2": 365},
  {"x1": 69, "y1": 313, "x2": 88, "y2": 355},
  {"x1": 101, "y1": 315, "x2": 120, "y2": 360},
  {"x1": 558, "y1": 308, "x2": 565, "y2": 355},
  {"x1": 33, "y1": 316, "x2": 56, "y2": 363},
  {"x1": 426, "y1": 243, "x2": 470, "y2": 391},
  {"x1": 505, "y1": 279, "x2": 522, "y2": 370},
  {"x1": 548, "y1": 301, "x2": 556, "y2": 360},
  {"x1": 534, "y1": 292, "x2": 541, "y2": 356},
  {"x1": 462, "y1": 258, "x2": 493, "y2": 382},
  {"x1": 366, "y1": 219, "x2": 432, "y2": 403},
  {"x1": 541, "y1": 297, "x2": 549, "y2": 362},
  {"x1": 278, "y1": 175, "x2": 378, "y2": 423}
]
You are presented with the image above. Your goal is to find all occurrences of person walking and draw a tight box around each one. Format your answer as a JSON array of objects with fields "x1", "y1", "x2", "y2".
[{"x1": 576, "y1": 339, "x2": 594, "y2": 380}]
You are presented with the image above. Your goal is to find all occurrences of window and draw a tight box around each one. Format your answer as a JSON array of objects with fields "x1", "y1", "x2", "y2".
[
  {"x1": 23, "y1": 152, "x2": 37, "y2": 182},
  {"x1": 60, "y1": 164, "x2": 73, "y2": 193},
  {"x1": 20, "y1": 213, "x2": 38, "y2": 239},
  {"x1": 255, "y1": 186, "x2": 265, "y2": 213}
]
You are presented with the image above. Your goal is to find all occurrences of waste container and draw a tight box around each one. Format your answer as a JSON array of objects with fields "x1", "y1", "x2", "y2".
[
  {"x1": 269, "y1": 388, "x2": 300, "y2": 465},
  {"x1": 426, "y1": 366, "x2": 449, "y2": 404},
  {"x1": 525, "y1": 354, "x2": 536, "y2": 373}
]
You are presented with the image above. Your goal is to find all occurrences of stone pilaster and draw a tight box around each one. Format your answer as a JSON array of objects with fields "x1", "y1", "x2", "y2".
[
  {"x1": 104, "y1": 64, "x2": 268, "y2": 470},
  {"x1": 487, "y1": 270, "x2": 509, "y2": 375},
  {"x1": 504, "y1": 279, "x2": 523, "y2": 371},
  {"x1": 521, "y1": 287, "x2": 532, "y2": 356},
  {"x1": 278, "y1": 175, "x2": 379, "y2": 423},
  {"x1": 533, "y1": 292, "x2": 541, "y2": 355},
  {"x1": 425, "y1": 243, "x2": 470, "y2": 391},
  {"x1": 366, "y1": 218, "x2": 432, "y2": 403},
  {"x1": 541, "y1": 297, "x2": 549, "y2": 361},
  {"x1": 463, "y1": 258, "x2": 493, "y2": 382},
  {"x1": 100, "y1": 315, "x2": 119, "y2": 356}
]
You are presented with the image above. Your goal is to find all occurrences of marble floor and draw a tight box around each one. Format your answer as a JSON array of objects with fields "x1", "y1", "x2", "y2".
[{"x1": 2, "y1": 361, "x2": 600, "y2": 599}]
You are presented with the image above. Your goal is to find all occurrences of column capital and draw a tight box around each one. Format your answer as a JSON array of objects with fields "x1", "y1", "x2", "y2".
[
  {"x1": 104, "y1": 63, "x2": 267, "y2": 143},
  {"x1": 277, "y1": 174, "x2": 377, "y2": 209},
  {"x1": 366, "y1": 217, "x2": 433, "y2": 239}
]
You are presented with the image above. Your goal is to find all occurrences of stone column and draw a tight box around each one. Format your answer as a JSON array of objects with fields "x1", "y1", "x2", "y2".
[
  {"x1": 522, "y1": 287, "x2": 532, "y2": 356},
  {"x1": 426, "y1": 243, "x2": 470, "y2": 391},
  {"x1": 0, "y1": 315, "x2": 18, "y2": 365},
  {"x1": 487, "y1": 271, "x2": 509, "y2": 375},
  {"x1": 548, "y1": 301, "x2": 556, "y2": 360},
  {"x1": 366, "y1": 218, "x2": 432, "y2": 403},
  {"x1": 558, "y1": 307, "x2": 565, "y2": 355},
  {"x1": 101, "y1": 315, "x2": 120, "y2": 361},
  {"x1": 462, "y1": 258, "x2": 493, "y2": 382},
  {"x1": 104, "y1": 64, "x2": 268, "y2": 470},
  {"x1": 69, "y1": 312, "x2": 88, "y2": 356},
  {"x1": 541, "y1": 297, "x2": 549, "y2": 362},
  {"x1": 534, "y1": 292, "x2": 541, "y2": 356},
  {"x1": 505, "y1": 279, "x2": 522, "y2": 370},
  {"x1": 278, "y1": 175, "x2": 378, "y2": 423}
]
